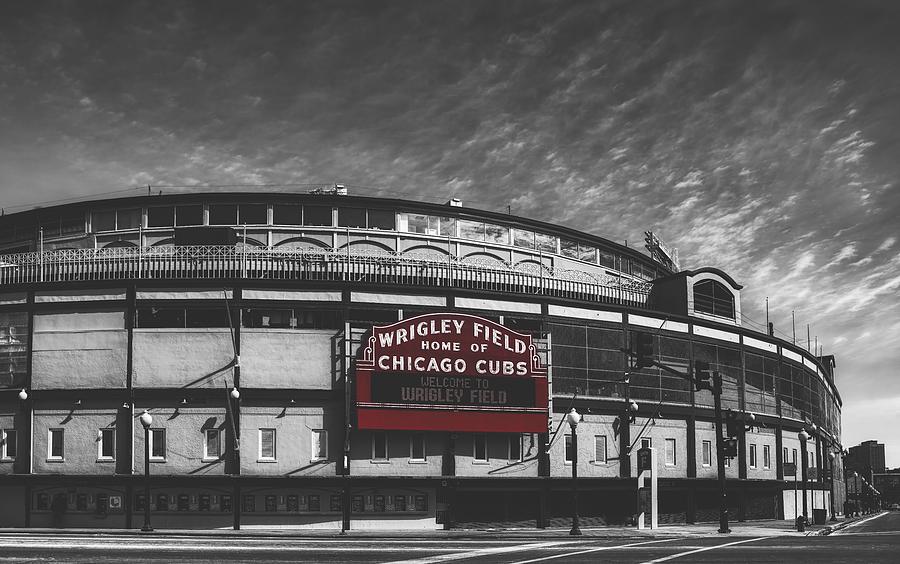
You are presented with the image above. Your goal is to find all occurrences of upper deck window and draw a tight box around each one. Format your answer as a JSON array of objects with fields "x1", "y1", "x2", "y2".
[
  {"x1": 118, "y1": 209, "x2": 142, "y2": 229},
  {"x1": 176, "y1": 205, "x2": 202, "y2": 226},
  {"x1": 398, "y1": 213, "x2": 452, "y2": 236},
  {"x1": 147, "y1": 207, "x2": 174, "y2": 227},
  {"x1": 458, "y1": 220, "x2": 484, "y2": 241},
  {"x1": 39, "y1": 212, "x2": 85, "y2": 238},
  {"x1": 240, "y1": 204, "x2": 268, "y2": 225},
  {"x1": 367, "y1": 209, "x2": 395, "y2": 230},
  {"x1": 338, "y1": 207, "x2": 366, "y2": 228},
  {"x1": 512, "y1": 229, "x2": 534, "y2": 249},
  {"x1": 273, "y1": 204, "x2": 302, "y2": 225},
  {"x1": 209, "y1": 204, "x2": 237, "y2": 225},
  {"x1": 534, "y1": 232, "x2": 557, "y2": 253},
  {"x1": 92, "y1": 210, "x2": 117, "y2": 232},
  {"x1": 693, "y1": 279, "x2": 735, "y2": 319},
  {"x1": 561, "y1": 239, "x2": 599, "y2": 264},
  {"x1": 304, "y1": 205, "x2": 333, "y2": 226},
  {"x1": 484, "y1": 223, "x2": 509, "y2": 245}
]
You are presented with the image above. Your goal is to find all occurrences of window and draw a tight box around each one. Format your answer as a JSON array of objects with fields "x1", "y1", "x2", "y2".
[
  {"x1": 474, "y1": 434, "x2": 488, "y2": 462},
  {"x1": 185, "y1": 308, "x2": 230, "y2": 328},
  {"x1": 48, "y1": 428, "x2": 65, "y2": 460},
  {"x1": 149, "y1": 428, "x2": 166, "y2": 460},
  {"x1": 749, "y1": 444, "x2": 757, "y2": 469},
  {"x1": 175, "y1": 204, "x2": 203, "y2": 226},
  {"x1": 118, "y1": 208, "x2": 142, "y2": 229},
  {"x1": 147, "y1": 206, "x2": 174, "y2": 227},
  {"x1": 241, "y1": 307, "x2": 341, "y2": 330},
  {"x1": 512, "y1": 229, "x2": 535, "y2": 249},
  {"x1": 763, "y1": 445, "x2": 771, "y2": 469},
  {"x1": 792, "y1": 448, "x2": 798, "y2": 464},
  {"x1": 209, "y1": 204, "x2": 238, "y2": 225},
  {"x1": 367, "y1": 209, "x2": 395, "y2": 230},
  {"x1": 273, "y1": 204, "x2": 302, "y2": 225},
  {"x1": 409, "y1": 433, "x2": 425, "y2": 462},
  {"x1": 337, "y1": 207, "x2": 366, "y2": 228},
  {"x1": 483, "y1": 223, "x2": 508, "y2": 244},
  {"x1": 594, "y1": 435, "x2": 607, "y2": 464},
  {"x1": 204, "y1": 429, "x2": 221, "y2": 460},
  {"x1": 372, "y1": 432, "x2": 388, "y2": 461},
  {"x1": 98, "y1": 428, "x2": 115, "y2": 460},
  {"x1": 641, "y1": 437, "x2": 652, "y2": 449},
  {"x1": 304, "y1": 205, "x2": 333, "y2": 226},
  {"x1": 92, "y1": 210, "x2": 117, "y2": 232},
  {"x1": 135, "y1": 307, "x2": 231, "y2": 328},
  {"x1": 564, "y1": 434, "x2": 574, "y2": 464},
  {"x1": 1, "y1": 429, "x2": 16, "y2": 459},
  {"x1": 239, "y1": 204, "x2": 268, "y2": 225},
  {"x1": 508, "y1": 434, "x2": 523, "y2": 462},
  {"x1": 665, "y1": 438, "x2": 676, "y2": 466},
  {"x1": 693, "y1": 279, "x2": 735, "y2": 319},
  {"x1": 398, "y1": 212, "x2": 448, "y2": 235},
  {"x1": 535, "y1": 232, "x2": 557, "y2": 252},
  {"x1": 783, "y1": 447, "x2": 789, "y2": 465},
  {"x1": 458, "y1": 219, "x2": 485, "y2": 241},
  {"x1": 259, "y1": 429, "x2": 276, "y2": 461},
  {"x1": 702, "y1": 440, "x2": 712, "y2": 467},
  {"x1": 312, "y1": 430, "x2": 327, "y2": 461}
]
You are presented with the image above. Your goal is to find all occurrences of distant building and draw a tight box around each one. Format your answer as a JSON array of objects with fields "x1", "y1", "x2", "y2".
[
  {"x1": 0, "y1": 191, "x2": 844, "y2": 529},
  {"x1": 873, "y1": 471, "x2": 900, "y2": 508},
  {"x1": 847, "y1": 440, "x2": 886, "y2": 479}
]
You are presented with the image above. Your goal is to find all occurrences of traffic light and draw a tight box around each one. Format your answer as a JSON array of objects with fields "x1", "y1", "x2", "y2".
[
  {"x1": 633, "y1": 332, "x2": 654, "y2": 369},
  {"x1": 694, "y1": 360, "x2": 712, "y2": 392},
  {"x1": 725, "y1": 410, "x2": 739, "y2": 439},
  {"x1": 724, "y1": 438, "x2": 738, "y2": 458}
]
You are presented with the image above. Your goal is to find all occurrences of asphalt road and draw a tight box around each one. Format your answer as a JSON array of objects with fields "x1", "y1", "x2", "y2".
[{"x1": 0, "y1": 513, "x2": 897, "y2": 563}]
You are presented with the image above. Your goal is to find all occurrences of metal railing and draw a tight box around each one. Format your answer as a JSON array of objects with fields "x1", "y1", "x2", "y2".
[{"x1": 0, "y1": 246, "x2": 652, "y2": 307}]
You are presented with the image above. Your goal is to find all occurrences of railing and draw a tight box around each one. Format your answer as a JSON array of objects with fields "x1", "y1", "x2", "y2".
[{"x1": 0, "y1": 246, "x2": 653, "y2": 306}]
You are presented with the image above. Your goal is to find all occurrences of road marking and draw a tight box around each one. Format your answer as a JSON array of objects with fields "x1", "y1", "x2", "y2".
[
  {"x1": 383, "y1": 540, "x2": 574, "y2": 564},
  {"x1": 639, "y1": 536, "x2": 769, "y2": 563},
  {"x1": 832, "y1": 512, "x2": 889, "y2": 535},
  {"x1": 509, "y1": 538, "x2": 681, "y2": 564},
  {"x1": 0, "y1": 539, "x2": 459, "y2": 553}
]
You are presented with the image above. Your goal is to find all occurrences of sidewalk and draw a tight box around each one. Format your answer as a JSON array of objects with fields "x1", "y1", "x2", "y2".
[{"x1": 1, "y1": 515, "x2": 867, "y2": 539}]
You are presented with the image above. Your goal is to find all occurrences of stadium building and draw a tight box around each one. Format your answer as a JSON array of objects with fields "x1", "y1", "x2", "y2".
[{"x1": 0, "y1": 190, "x2": 844, "y2": 530}]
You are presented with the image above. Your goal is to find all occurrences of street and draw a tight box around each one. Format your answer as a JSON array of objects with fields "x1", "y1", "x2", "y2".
[{"x1": 0, "y1": 513, "x2": 897, "y2": 563}]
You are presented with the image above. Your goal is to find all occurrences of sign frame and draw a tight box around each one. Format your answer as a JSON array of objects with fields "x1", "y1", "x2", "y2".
[{"x1": 355, "y1": 313, "x2": 549, "y2": 433}]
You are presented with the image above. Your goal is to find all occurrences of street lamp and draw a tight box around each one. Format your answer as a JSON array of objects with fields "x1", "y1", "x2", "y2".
[
  {"x1": 798, "y1": 429, "x2": 810, "y2": 528},
  {"x1": 567, "y1": 408, "x2": 582, "y2": 536},
  {"x1": 139, "y1": 410, "x2": 153, "y2": 532}
]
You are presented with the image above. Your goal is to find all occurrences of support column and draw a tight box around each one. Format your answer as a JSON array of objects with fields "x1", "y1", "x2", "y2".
[
  {"x1": 686, "y1": 415, "x2": 697, "y2": 479},
  {"x1": 619, "y1": 413, "x2": 631, "y2": 478}
]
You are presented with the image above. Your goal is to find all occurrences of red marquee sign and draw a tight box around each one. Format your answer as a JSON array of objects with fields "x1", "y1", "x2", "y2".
[{"x1": 355, "y1": 313, "x2": 549, "y2": 433}]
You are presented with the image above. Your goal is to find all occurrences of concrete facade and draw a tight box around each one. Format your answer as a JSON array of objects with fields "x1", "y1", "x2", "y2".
[{"x1": 0, "y1": 192, "x2": 844, "y2": 530}]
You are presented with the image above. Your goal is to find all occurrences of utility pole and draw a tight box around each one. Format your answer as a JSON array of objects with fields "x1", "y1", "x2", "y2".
[
  {"x1": 625, "y1": 334, "x2": 731, "y2": 533},
  {"x1": 712, "y1": 371, "x2": 730, "y2": 533}
]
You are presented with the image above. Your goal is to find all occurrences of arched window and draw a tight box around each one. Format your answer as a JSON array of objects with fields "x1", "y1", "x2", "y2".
[{"x1": 693, "y1": 279, "x2": 735, "y2": 319}]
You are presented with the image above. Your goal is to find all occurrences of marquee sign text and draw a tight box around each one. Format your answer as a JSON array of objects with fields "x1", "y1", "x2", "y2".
[{"x1": 355, "y1": 313, "x2": 549, "y2": 433}]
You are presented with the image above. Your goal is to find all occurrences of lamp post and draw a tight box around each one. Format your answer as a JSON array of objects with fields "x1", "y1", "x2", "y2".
[
  {"x1": 567, "y1": 408, "x2": 582, "y2": 536},
  {"x1": 798, "y1": 429, "x2": 810, "y2": 528},
  {"x1": 139, "y1": 410, "x2": 153, "y2": 532}
]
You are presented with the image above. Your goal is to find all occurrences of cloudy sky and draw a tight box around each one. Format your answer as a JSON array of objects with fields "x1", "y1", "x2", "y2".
[{"x1": 2, "y1": 1, "x2": 898, "y2": 465}]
